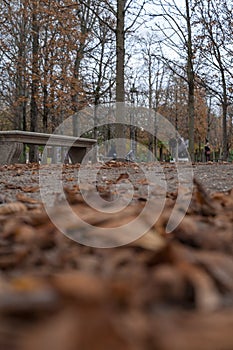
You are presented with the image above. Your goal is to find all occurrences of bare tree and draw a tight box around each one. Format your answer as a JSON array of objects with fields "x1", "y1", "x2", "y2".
[
  {"x1": 112, "y1": 0, "x2": 146, "y2": 154},
  {"x1": 84, "y1": 16, "x2": 115, "y2": 140},
  {"x1": 70, "y1": 0, "x2": 100, "y2": 136},
  {"x1": 149, "y1": 0, "x2": 197, "y2": 160},
  {"x1": 194, "y1": 0, "x2": 233, "y2": 160},
  {"x1": 0, "y1": 0, "x2": 30, "y2": 131},
  {"x1": 78, "y1": 0, "x2": 147, "y2": 155},
  {"x1": 134, "y1": 32, "x2": 166, "y2": 157},
  {"x1": 185, "y1": 0, "x2": 195, "y2": 160},
  {"x1": 29, "y1": 0, "x2": 40, "y2": 161}
]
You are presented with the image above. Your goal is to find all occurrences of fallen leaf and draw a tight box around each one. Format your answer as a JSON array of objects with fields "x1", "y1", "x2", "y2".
[
  {"x1": 20, "y1": 186, "x2": 39, "y2": 193},
  {"x1": 0, "y1": 202, "x2": 27, "y2": 215},
  {"x1": 16, "y1": 192, "x2": 41, "y2": 204}
]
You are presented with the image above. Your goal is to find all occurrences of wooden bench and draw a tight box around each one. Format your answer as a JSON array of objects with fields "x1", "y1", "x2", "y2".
[{"x1": 0, "y1": 130, "x2": 96, "y2": 164}]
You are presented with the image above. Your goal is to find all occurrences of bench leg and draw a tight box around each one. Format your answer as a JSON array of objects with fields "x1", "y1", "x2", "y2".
[
  {"x1": 68, "y1": 147, "x2": 88, "y2": 164},
  {"x1": 0, "y1": 142, "x2": 24, "y2": 164}
]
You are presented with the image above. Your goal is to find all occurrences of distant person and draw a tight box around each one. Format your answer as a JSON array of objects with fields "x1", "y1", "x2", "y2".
[
  {"x1": 108, "y1": 144, "x2": 117, "y2": 160},
  {"x1": 204, "y1": 142, "x2": 211, "y2": 162}
]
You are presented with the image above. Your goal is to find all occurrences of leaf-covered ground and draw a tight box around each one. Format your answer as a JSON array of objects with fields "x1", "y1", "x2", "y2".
[{"x1": 0, "y1": 162, "x2": 233, "y2": 350}]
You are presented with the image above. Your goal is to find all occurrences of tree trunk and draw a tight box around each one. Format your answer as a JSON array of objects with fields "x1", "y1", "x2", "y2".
[
  {"x1": 15, "y1": 1, "x2": 28, "y2": 133},
  {"x1": 72, "y1": 49, "x2": 83, "y2": 137},
  {"x1": 115, "y1": 0, "x2": 126, "y2": 157},
  {"x1": 29, "y1": 5, "x2": 39, "y2": 162},
  {"x1": 116, "y1": 0, "x2": 125, "y2": 104},
  {"x1": 185, "y1": 0, "x2": 195, "y2": 161},
  {"x1": 42, "y1": 25, "x2": 49, "y2": 133},
  {"x1": 148, "y1": 54, "x2": 154, "y2": 159},
  {"x1": 222, "y1": 100, "x2": 228, "y2": 160},
  {"x1": 221, "y1": 68, "x2": 228, "y2": 160}
]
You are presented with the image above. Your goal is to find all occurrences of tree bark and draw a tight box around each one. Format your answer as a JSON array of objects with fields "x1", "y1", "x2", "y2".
[
  {"x1": 115, "y1": 0, "x2": 126, "y2": 157},
  {"x1": 185, "y1": 0, "x2": 195, "y2": 161},
  {"x1": 116, "y1": 0, "x2": 125, "y2": 103},
  {"x1": 219, "y1": 65, "x2": 228, "y2": 160},
  {"x1": 29, "y1": 4, "x2": 39, "y2": 162}
]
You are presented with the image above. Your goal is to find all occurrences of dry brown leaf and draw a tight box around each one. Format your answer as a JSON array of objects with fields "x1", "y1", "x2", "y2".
[
  {"x1": 130, "y1": 230, "x2": 166, "y2": 252},
  {"x1": 4, "y1": 183, "x2": 21, "y2": 190},
  {"x1": 3, "y1": 220, "x2": 34, "y2": 240},
  {"x1": 16, "y1": 192, "x2": 41, "y2": 204},
  {"x1": 20, "y1": 186, "x2": 39, "y2": 193},
  {"x1": 65, "y1": 177, "x2": 75, "y2": 182},
  {"x1": 148, "y1": 265, "x2": 187, "y2": 305},
  {"x1": 14, "y1": 224, "x2": 36, "y2": 243},
  {"x1": 0, "y1": 202, "x2": 27, "y2": 215},
  {"x1": 0, "y1": 245, "x2": 29, "y2": 268},
  {"x1": 193, "y1": 178, "x2": 217, "y2": 215},
  {"x1": 193, "y1": 250, "x2": 233, "y2": 294},
  {"x1": 177, "y1": 262, "x2": 221, "y2": 311},
  {"x1": 211, "y1": 191, "x2": 233, "y2": 207},
  {"x1": 116, "y1": 173, "x2": 129, "y2": 183},
  {"x1": 51, "y1": 272, "x2": 106, "y2": 302}
]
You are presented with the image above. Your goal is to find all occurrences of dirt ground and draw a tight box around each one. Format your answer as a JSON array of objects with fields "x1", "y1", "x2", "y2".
[
  {"x1": 0, "y1": 161, "x2": 233, "y2": 350},
  {"x1": 192, "y1": 162, "x2": 233, "y2": 193},
  {"x1": 0, "y1": 161, "x2": 232, "y2": 204}
]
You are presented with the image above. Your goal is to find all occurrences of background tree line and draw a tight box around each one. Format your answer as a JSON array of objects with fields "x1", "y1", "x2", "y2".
[{"x1": 0, "y1": 0, "x2": 232, "y2": 161}]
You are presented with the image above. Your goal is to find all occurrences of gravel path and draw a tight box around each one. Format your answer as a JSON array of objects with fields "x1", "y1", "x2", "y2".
[{"x1": 0, "y1": 162, "x2": 232, "y2": 204}]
